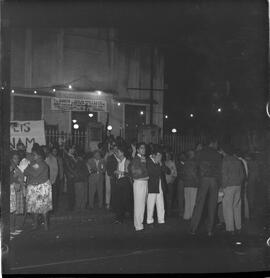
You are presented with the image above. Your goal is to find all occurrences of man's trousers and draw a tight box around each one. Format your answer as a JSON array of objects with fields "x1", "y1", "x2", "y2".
[
  {"x1": 177, "y1": 179, "x2": 185, "y2": 217},
  {"x1": 183, "y1": 187, "x2": 197, "y2": 220},
  {"x1": 105, "y1": 172, "x2": 111, "y2": 209},
  {"x1": 190, "y1": 177, "x2": 219, "y2": 233},
  {"x1": 88, "y1": 174, "x2": 104, "y2": 208},
  {"x1": 133, "y1": 179, "x2": 148, "y2": 231},
  {"x1": 222, "y1": 186, "x2": 241, "y2": 232},
  {"x1": 147, "y1": 183, "x2": 165, "y2": 224},
  {"x1": 74, "y1": 181, "x2": 87, "y2": 210}
]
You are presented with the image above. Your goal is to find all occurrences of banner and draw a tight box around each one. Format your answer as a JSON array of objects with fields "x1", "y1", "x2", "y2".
[
  {"x1": 10, "y1": 120, "x2": 46, "y2": 152},
  {"x1": 51, "y1": 97, "x2": 107, "y2": 112}
]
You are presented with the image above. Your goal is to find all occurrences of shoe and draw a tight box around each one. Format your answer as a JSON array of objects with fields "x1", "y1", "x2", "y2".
[
  {"x1": 147, "y1": 223, "x2": 154, "y2": 229},
  {"x1": 207, "y1": 232, "x2": 213, "y2": 237},
  {"x1": 113, "y1": 219, "x2": 122, "y2": 224},
  {"x1": 135, "y1": 228, "x2": 144, "y2": 233},
  {"x1": 190, "y1": 230, "x2": 196, "y2": 236}
]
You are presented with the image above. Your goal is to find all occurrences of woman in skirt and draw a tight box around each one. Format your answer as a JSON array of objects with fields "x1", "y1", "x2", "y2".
[{"x1": 24, "y1": 146, "x2": 52, "y2": 230}]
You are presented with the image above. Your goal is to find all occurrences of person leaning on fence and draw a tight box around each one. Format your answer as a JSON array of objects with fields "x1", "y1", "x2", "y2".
[
  {"x1": 129, "y1": 142, "x2": 149, "y2": 232},
  {"x1": 86, "y1": 150, "x2": 106, "y2": 209}
]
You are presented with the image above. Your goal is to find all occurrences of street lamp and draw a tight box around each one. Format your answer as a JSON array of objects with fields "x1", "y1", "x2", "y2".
[
  {"x1": 117, "y1": 102, "x2": 121, "y2": 106},
  {"x1": 88, "y1": 113, "x2": 94, "y2": 118},
  {"x1": 72, "y1": 119, "x2": 77, "y2": 123},
  {"x1": 107, "y1": 125, "x2": 112, "y2": 131},
  {"x1": 140, "y1": 111, "x2": 144, "y2": 115},
  {"x1": 217, "y1": 107, "x2": 222, "y2": 113},
  {"x1": 34, "y1": 90, "x2": 37, "y2": 94},
  {"x1": 172, "y1": 128, "x2": 177, "y2": 133},
  {"x1": 68, "y1": 85, "x2": 72, "y2": 89},
  {"x1": 190, "y1": 113, "x2": 194, "y2": 118},
  {"x1": 165, "y1": 115, "x2": 168, "y2": 119},
  {"x1": 73, "y1": 123, "x2": 79, "y2": 129}
]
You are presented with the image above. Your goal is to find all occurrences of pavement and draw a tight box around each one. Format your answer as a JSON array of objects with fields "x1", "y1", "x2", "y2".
[{"x1": 7, "y1": 207, "x2": 270, "y2": 274}]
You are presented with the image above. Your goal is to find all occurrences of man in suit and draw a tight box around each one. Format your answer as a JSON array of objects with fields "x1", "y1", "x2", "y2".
[{"x1": 87, "y1": 150, "x2": 106, "y2": 209}]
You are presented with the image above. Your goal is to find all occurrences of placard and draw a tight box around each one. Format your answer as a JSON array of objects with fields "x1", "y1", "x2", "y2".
[{"x1": 10, "y1": 120, "x2": 46, "y2": 152}]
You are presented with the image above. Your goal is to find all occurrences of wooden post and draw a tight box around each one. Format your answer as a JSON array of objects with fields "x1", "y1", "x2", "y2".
[{"x1": 0, "y1": 0, "x2": 11, "y2": 273}]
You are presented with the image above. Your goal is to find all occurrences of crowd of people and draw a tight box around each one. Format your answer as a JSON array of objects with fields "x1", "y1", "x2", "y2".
[{"x1": 10, "y1": 135, "x2": 261, "y2": 238}]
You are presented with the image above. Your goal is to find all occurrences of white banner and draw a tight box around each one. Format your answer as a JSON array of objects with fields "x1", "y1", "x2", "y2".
[
  {"x1": 51, "y1": 97, "x2": 107, "y2": 112},
  {"x1": 10, "y1": 120, "x2": 46, "y2": 152}
]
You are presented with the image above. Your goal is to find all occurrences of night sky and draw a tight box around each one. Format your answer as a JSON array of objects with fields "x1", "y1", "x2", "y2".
[{"x1": 8, "y1": 0, "x2": 269, "y2": 135}]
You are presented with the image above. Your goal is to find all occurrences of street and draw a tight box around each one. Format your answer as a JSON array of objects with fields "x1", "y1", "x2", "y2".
[{"x1": 9, "y1": 208, "x2": 267, "y2": 274}]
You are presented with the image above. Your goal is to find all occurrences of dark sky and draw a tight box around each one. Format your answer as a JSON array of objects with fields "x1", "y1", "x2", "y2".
[{"x1": 7, "y1": 0, "x2": 269, "y2": 135}]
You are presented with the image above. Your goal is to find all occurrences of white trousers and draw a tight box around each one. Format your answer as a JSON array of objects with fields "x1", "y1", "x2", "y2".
[
  {"x1": 133, "y1": 179, "x2": 148, "y2": 231},
  {"x1": 105, "y1": 173, "x2": 111, "y2": 208},
  {"x1": 147, "y1": 182, "x2": 165, "y2": 224},
  {"x1": 222, "y1": 186, "x2": 241, "y2": 232},
  {"x1": 183, "y1": 187, "x2": 198, "y2": 220}
]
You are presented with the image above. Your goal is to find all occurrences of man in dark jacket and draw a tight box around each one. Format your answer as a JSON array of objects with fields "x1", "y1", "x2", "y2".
[
  {"x1": 129, "y1": 142, "x2": 149, "y2": 231},
  {"x1": 63, "y1": 145, "x2": 77, "y2": 211},
  {"x1": 190, "y1": 138, "x2": 222, "y2": 236},
  {"x1": 146, "y1": 145, "x2": 166, "y2": 227}
]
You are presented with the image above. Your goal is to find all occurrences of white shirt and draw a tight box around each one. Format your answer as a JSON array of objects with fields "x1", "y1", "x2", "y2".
[{"x1": 118, "y1": 157, "x2": 126, "y2": 178}]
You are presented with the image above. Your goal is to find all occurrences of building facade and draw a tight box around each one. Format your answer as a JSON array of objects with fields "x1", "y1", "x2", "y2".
[{"x1": 10, "y1": 27, "x2": 164, "y2": 148}]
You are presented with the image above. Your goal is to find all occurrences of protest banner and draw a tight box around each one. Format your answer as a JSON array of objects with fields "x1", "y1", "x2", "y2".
[{"x1": 10, "y1": 120, "x2": 46, "y2": 152}]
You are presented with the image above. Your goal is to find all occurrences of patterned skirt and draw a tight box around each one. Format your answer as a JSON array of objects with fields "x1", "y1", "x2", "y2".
[{"x1": 26, "y1": 180, "x2": 52, "y2": 214}]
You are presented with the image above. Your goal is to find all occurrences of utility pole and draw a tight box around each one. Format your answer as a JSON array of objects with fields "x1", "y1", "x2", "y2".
[{"x1": 0, "y1": 0, "x2": 11, "y2": 273}]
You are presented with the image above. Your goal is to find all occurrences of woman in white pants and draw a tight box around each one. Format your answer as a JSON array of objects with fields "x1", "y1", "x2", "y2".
[
  {"x1": 146, "y1": 146, "x2": 165, "y2": 226},
  {"x1": 130, "y1": 143, "x2": 149, "y2": 232}
]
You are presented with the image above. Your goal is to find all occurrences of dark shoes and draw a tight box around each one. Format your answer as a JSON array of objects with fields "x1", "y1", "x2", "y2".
[{"x1": 147, "y1": 223, "x2": 154, "y2": 229}]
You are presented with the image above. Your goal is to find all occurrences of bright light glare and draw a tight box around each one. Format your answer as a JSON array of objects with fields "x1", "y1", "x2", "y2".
[
  {"x1": 140, "y1": 111, "x2": 144, "y2": 115},
  {"x1": 73, "y1": 124, "x2": 79, "y2": 129},
  {"x1": 68, "y1": 85, "x2": 72, "y2": 89},
  {"x1": 107, "y1": 125, "x2": 112, "y2": 131},
  {"x1": 72, "y1": 119, "x2": 77, "y2": 123},
  {"x1": 172, "y1": 128, "x2": 177, "y2": 133},
  {"x1": 88, "y1": 113, "x2": 94, "y2": 118}
]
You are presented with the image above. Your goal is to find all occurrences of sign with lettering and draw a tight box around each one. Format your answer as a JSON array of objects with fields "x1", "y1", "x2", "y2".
[
  {"x1": 51, "y1": 97, "x2": 107, "y2": 112},
  {"x1": 10, "y1": 120, "x2": 46, "y2": 152}
]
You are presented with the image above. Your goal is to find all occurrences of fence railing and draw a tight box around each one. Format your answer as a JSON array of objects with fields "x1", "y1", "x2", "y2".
[
  {"x1": 45, "y1": 129, "x2": 86, "y2": 149},
  {"x1": 163, "y1": 134, "x2": 207, "y2": 154}
]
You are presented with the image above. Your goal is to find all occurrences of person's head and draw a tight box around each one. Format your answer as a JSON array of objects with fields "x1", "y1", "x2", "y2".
[
  {"x1": 178, "y1": 152, "x2": 186, "y2": 162},
  {"x1": 68, "y1": 145, "x2": 76, "y2": 155},
  {"x1": 16, "y1": 142, "x2": 26, "y2": 159},
  {"x1": 51, "y1": 146, "x2": 58, "y2": 157},
  {"x1": 11, "y1": 151, "x2": 20, "y2": 165},
  {"x1": 150, "y1": 145, "x2": 163, "y2": 164},
  {"x1": 136, "y1": 142, "x2": 146, "y2": 156},
  {"x1": 42, "y1": 145, "x2": 49, "y2": 156},
  {"x1": 93, "y1": 150, "x2": 101, "y2": 160},
  {"x1": 165, "y1": 151, "x2": 172, "y2": 161},
  {"x1": 16, "y1": 142, "x2": 26, "y2": 151},
  {"x1": 187, "y1": 150, "x2": 195, "y2": 159},
  {"x1": 207, "y1": 136, "x2": 218, "y2": 150},
  {"x1": 117, "y1": 145, "x2": 126, "y2": 160},
  {"x1": 32, "y1": 146, "x2": 45, "y2": 161},
  {"x1": 222, "y1": 144, "x2": 234, "y2": 156},
  {"x1": 131, "y1": 139, "x2": 137, "y2": 148},
  {"x1": 195, "y1": 143, "x2": 203, "y2": 152},
  {"x1": 98, "y1": 142, "x2": 103, "y2": 150}
]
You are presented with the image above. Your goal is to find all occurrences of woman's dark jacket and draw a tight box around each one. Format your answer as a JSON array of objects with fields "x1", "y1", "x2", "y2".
[{"x1": 146, "y1": 158, "x2": 167, "y2": 194}]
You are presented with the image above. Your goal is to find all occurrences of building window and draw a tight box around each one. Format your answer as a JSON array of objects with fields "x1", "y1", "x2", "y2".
[
  {"x1": 125, "y1": 104, "x2": 146, "y2": 143},
  {"x1": 13, "y1": 96, "x2": 42, "y2": 121}
]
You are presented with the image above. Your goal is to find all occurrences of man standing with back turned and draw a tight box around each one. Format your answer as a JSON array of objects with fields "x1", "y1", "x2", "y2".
[{"x1": 190, "y1": 137, "x2": 222, "y2": 237}]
